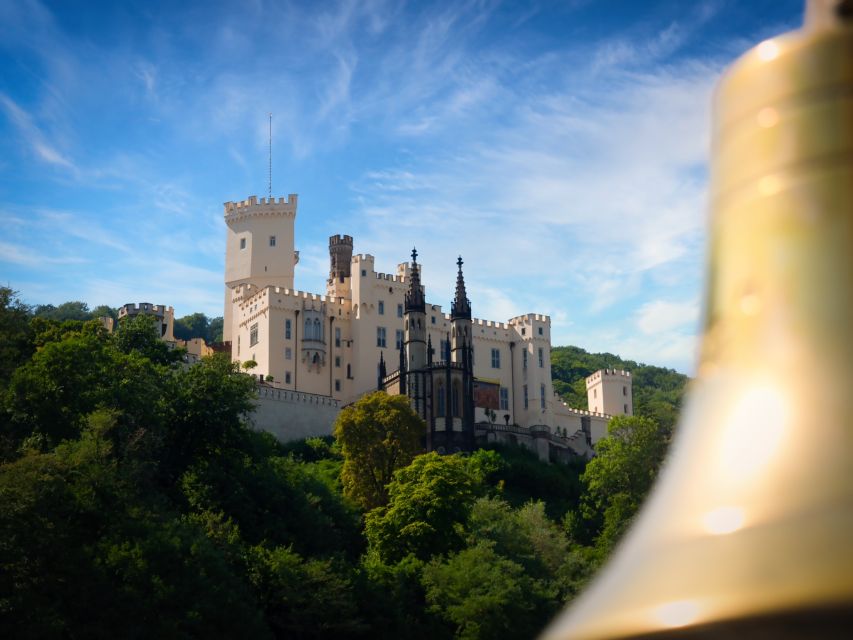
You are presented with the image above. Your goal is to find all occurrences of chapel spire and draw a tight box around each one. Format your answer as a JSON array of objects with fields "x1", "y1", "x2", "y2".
[
  {"x1": 405, "y1": 247, "x2": 426, "y2": 313},
  {"x1": 451, "y1": 255, "x2": 471, "y2": 320}
]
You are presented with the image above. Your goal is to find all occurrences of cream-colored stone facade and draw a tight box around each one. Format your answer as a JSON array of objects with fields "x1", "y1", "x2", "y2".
[{"x1": 223, "y1": 194, "x2": 631, "y2": 456}]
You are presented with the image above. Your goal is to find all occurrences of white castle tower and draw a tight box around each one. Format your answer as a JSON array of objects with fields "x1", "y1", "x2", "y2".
[
  {"x1": 222, "y1": 194, "x2": 299, "y2": 343},
  {"x1": 586, "y1": 369, "x2": 633, "y2": 416}
]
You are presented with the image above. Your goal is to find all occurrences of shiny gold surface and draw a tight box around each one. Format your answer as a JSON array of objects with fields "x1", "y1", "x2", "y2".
[{"x1": 543, "y1": 2, "x2": 853, "y2": 638}]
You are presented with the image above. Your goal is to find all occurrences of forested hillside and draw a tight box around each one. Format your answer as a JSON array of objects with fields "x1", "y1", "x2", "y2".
[
  {"x1": 551, "y1": 346, "x2": 690, "y2": 431},
  {"x1": 1, "y1": 288, "x2": 676, "y2": 639}
]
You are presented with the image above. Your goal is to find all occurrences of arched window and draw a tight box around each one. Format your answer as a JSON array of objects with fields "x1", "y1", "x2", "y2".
[
  {"x1": 313, "y1": 318, "x2": 321, "y2": 341},
  {"x1": 436, "y1": 383, "x2": 445, "y2": 417},
  {"x1": 304, "y1": 318, "x2": 311, "y2": 339},
  {"x1": 346, "y1": 364, "x2": 351, "y2": 378}
]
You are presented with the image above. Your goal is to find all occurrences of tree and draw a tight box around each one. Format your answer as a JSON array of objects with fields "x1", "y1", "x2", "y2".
[
  {"x1": 580, "y1": 415, "x2": 670, "y2": 553},
  {"x1": 174, "y1": 312, "x2": 210, "y2": 341},
  {"x1": 0, "y1": 287, "x2": 32, "y2": 389},
  {"x1": 333, "y1": 391, "x2": 425, "y2": 510},
  {"x1": 421, "y1": 542, "x2": 541, "y2": 640},
  {"x1": 113, "y1": 313, "x2": 181, "y2": 365},
  {"x1": 33, "y1": 301, "x2": 91, "y2": 321},
  {"x1": 364, "y1": 451, "x2": 500, "y2": 563}
]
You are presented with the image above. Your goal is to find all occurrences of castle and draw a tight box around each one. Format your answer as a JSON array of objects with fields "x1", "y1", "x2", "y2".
[{"x1": 223, "y1": 194, "x2": 632, "y2": 460}]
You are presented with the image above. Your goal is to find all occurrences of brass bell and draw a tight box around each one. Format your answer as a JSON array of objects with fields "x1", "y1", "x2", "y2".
[{"x1": 544, "y1": 0, "x2": 853, "y2": 637}]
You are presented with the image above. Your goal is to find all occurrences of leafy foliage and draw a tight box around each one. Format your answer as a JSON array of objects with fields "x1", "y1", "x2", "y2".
[
  {"x1": 334, "y1": 391, "x2": 425, "y2": 509},
  {"x1": 550, "y1": 345, "x2": 689, "y2": 431},
  {"x1": 1, "y1": 289, "x2": 682, "y2": 639}
]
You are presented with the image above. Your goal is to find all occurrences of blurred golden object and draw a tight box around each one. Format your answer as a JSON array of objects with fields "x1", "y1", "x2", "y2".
[{"x1": 543, "y1": 1, "x2": 853, "y2": 638}]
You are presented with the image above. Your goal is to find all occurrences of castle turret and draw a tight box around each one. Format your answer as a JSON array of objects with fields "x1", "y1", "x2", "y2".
[
  {"x1": 450, "y1": 256, "x2": 472, "y2": 364},
  {"x1": 404, "y1": 247, "x2": 427, "y2": 371},
  {"x1": 327, "y1": 234, "x2": 353, "y2": 299},
  {"x1": 223, "y1": 194, "x2": 299, "y2": 342},
  {"x1": 586, "y1": 369, "x2": 633, "y2": 416}
]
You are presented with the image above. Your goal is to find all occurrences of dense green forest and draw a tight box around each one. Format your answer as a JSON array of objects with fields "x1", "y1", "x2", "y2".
[
  {"x1": 29, "y1": 300, "x2": 225, "y2": 344},
  {"x1": 551, "y1": 346, "x2": 690, "y2": 432},
  {"x1": 1, "y1": 288, "x2": 678, "y2": 638}
]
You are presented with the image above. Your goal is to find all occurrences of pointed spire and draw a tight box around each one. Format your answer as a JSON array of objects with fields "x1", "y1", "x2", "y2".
[
  {"x1": 378, "y1": 351, "x2": 387, "y2": 389},
  {"x1": 405, "y1": 246, "x2": 425, "y2": 313},
  {"x1": 451, "y1": 255, "x2": 471, "y2": 320},
  {"x1": 427, "y1": 334, "x2": 434, "y2": 366}
]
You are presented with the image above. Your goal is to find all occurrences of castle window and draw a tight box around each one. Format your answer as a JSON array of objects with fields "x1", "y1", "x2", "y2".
[
  {"x1": 436, "y1": 385, "x2": 446, "y2": 417},
  {"x1": 541, "y1": 384, "x2": 546, "y2": 410},
  {"x1": 624, "y1": 404, "x2": 628, "y2": 413},
  {"x1": 335, "y1": 327, "x2": 341, "y2": 347},
  {"x1": 314, "y1": 319, "x2": 322, "y2": 341},
  {"x1": 269, "y1": 235, "x2": 276, "y2": 247},
  {"x1": 523, "y1": 349, "x2": 528, "y2": 369},
  {"x1": 523, "y1": 385, "x2": 528, "y2": 409},
  {"x1": 335, "y1": 356, "x2": 341, "y2": 367},
  {"x1": 361, "y1": 269, "x2": 366, "y2": 277},
  {"x1": 347, "y1": 363, "x2": 351, "y2": 378},
  {"x1": 304, "y1": 318, "x2": 311, "y2": 338},
  {"x1": 521, "y1": 328, "x2": 526, "y2": 336},
  {"x1": 335, "y1": 379, "x2": 341, "y2": 392},
  {"x1": 440, "y1": 339, "x2": 449, "y2": 360},
  {"x1": 240, "y1": 238, "x2": 246, "y2": 249},
  {"x1": 396, "y1": 329, "x2": 403, "y2": 350},
  {"x1": 285, "y1": 347, "x2": 292, "y2": 360},
  {"x1": 623, "y1": 385, "x2": 627, "y2": 396},
  {"x1": 378, "y1": 300, "x2": 385, "y2": 315},
  {"x1": 285, "y1": 372, "x2": 291, "y2": 384},
  {"x1": 500, "y1": 387, "x2": 509, "y2": 411},
  {"x1": 431, "y1": 316, "x2": 436, "y2": 324},
  {"x1": 538, "y1": 347, "x2": 544, "y2": 368},
  {"x1": 538, "y1": 327, "x2": 543, "y2": 336},
  {"x1": 397, "y1": 304, "x2": 403, "y2": 318},
  {"x1": 285, "y1": 319, "x2": 291, "y2": 339},
  {"x1": 377, "y1": 327, "x2": 386, "y2": 348},
  {"x1": 249, "y1": 323, "x2": 259, "y2": 346},
  {"x1": 491, "y1": 348, "x2": 500, "y2": 369}
]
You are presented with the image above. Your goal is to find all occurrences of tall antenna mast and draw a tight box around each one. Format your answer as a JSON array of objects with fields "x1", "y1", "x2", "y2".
[{"x1": 268, "y1": 113, "x2": 272, "y2": 199}]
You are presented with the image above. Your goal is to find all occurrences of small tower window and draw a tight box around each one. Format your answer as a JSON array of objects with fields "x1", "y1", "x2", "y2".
[
  {"x1": 538, "y1": 347, "x2": 544, "y2": 368},
  {"x1": 335, "y1": 327, "x2": 341, "y2": 347},
  {"x1": 249, "y1": 323, "x2": 259, "y2": 346},
  {"x1": 285, "y1": 347, "x2": 292, "y2": 360},
  {"x1": 335, "y1": 356, "x2": 341, "y2": 367},
  {"x1": 285, "y1": 372, "x2": 291, "y2": 384},
  {"x1": 378, "y1": 300, "x2": 385, "y2": 315},
  {"x1": 396, "y1": 329, "x2": 403, "y2": 350},
  {"x1": 623, "y1": 385, "x2": 627, "y2": 396},
  {"x1": 377, "y1": 327, "x2": 387, "y2": 348},
  {"x1": 523, "y1": 349, "x2": 528, "y2": 369},
  {"x1": 240, "y1": 238, "x2": 247, "y2": 250},
  {"x1": 269, "y1": 235, "x2": 276, "y2": 247},
  {"x1": 624, "y1": 404, "x2": 628, "y2": 413},
  {"x1": 538, "y1": 326, "x2": 543, "y2": 335},
  {"x1": 500, "y1": 387, "x2": 509, "y2": 411},
  {"x1": 523, "y1": 385, "x2": 528, "y2": 409},
  {"x1": 397, "y1": 304, "x2": 403, "y2": 318},
  {"x1": 491, "y1": 348, "x2": 500, "y2": 369},
  {"x1": 335, "y1": 379, "x2": 341, "y2": 392},
  {"x1": 285, "y1": 319, "x2": 292, "y2": 339},
  {"x1": 540, "y1": 384, "x2": 546, "y2": 410}
]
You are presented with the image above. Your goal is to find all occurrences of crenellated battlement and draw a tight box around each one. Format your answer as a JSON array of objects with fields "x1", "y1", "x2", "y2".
[
  {"x1": 118, "y1": 302, "x2": 174, "y2": 317},
  {"x1": 508, "y1": 312, "x2": 551, "y2": 325},
  {"x1": 586, "y1": 369, "x2": 632, "y2": 386},
  {"x1": 374, "y1": 272, "x2": 405, "y2": 283},
  {"x1": 234, "y1": 282, "x2": 349, "y2": 309},
  {"x1": 352, "y1": 253, "x2": 374, "y2": 264},
  {"x1": 555, "y1": 395, "x2": 610, "y2": 418},
  {"x1": 224, "y1": 194, "x2": 298, "y2": 218},
  {"x1": 329, "y1": 234, "x2": 353, "y2": 246},
  {"x1": 473, "y1": 317, "x2": 510, "y2": 330}
]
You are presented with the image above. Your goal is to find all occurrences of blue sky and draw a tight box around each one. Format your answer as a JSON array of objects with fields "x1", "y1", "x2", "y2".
[{"x1": 0, "y1": 0, "x2": 803, "y2": 373}]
